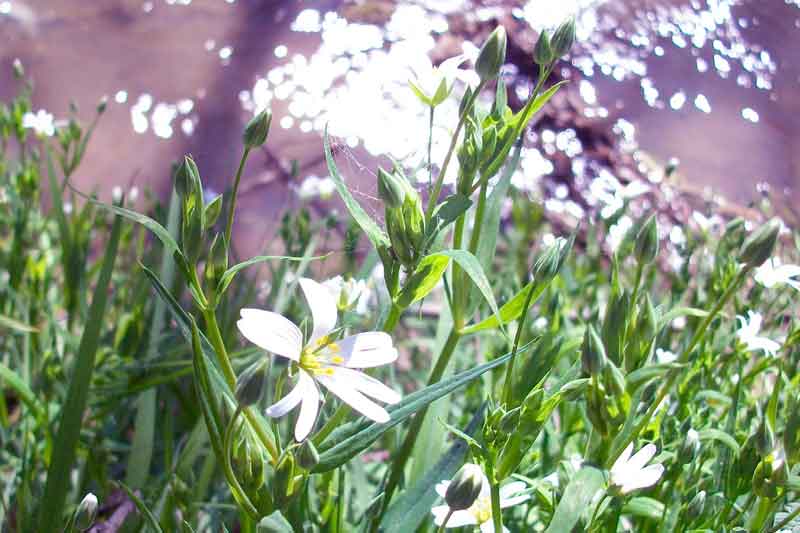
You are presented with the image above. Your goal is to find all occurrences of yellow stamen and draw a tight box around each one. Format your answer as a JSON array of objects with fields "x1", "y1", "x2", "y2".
[{"x1": 470, "y1": 497, "x2": 492, "y2": 524}]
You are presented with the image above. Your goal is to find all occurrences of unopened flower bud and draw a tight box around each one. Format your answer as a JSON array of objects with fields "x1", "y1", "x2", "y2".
[
  {"x1": 475, "y1": 26, "x2": 507, "y2": 81},
  {"x1": 533, "y1": 30, "x2": 554, "y2": 66},
  {"x1": 581, "y1": 325, "x2": 607, "y2": 376},
  {"x1": 679, "y1": 428, "x2": 701, "y2": 462},
  {"x1": 445, "y1": 463, "x2": 485, "y2": 510},
  {"x1": 75, "y1": 492, "x2": 98, "y2": 530},
  {"x1": 687, "y1": 490, "x2": 706, "y2": 519},
  {"x1": 534, "y1": 235, "x2": 573, "y2": 283},
  {"x1": 634, "y1": 213, "x2": 659, "y2": 265},
  {"x1": 235, "y1": 360, "x2": 266, "y2": 406},
  {"x1": 755, "y1": 418, "x2": 774, "y2": 458},
  {"x1": 174, "y1": 155, "x2": 199, "y2": 199},
  {"x1": 243, "y1": 109, "x2": 272, "y2": 148},
  {"x1": 665, "y1": 157, "x2": 680, "y2": 178},
  {"x1": 377, "y1": 167, "x2": 406, "y2": 209},
  {"x1": 297, "y1": 440, "x2": 320, "y2": 470},
  {"x1": 12, "y1": 58, "x2": 24, "y2": 79},
  {"x1": 739, "y1": 218, "x2": 780, "y2": 268},
  {"x1": 97, "y1": 96, "x2": 108, "y2": 115},
  {"x1": 550, "y1": 18, "x2": 576, "y2": 58}
]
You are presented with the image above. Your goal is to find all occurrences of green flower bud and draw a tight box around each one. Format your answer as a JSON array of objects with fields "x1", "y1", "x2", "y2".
[
  {"x1": 235, "y1": 360, "x2": 266, "y2": 406},
  {"x1": 475, "y1": 26, "x2": 507, "y2": 81},
  {"x1": 551, "y1": 18, "x2": 576, "y2": 58},
  {"x1": 12, "y1": 58, "x2": 24, "y2": 79},
  {"x1": 581, "y1": 325, "x2": 607, "y2": 376},
  {"x1": 679, "y1": 428, "x2": 701, "y2": 463},
  {"x1": 534, "y1": 235, "x2": 573, "y2": 283},
  {"x1": 272, "y1": 453, "x2": 296, "y2": 508},
  {"x1": 445, "y1": 463, "x2": 484, "y2": 510},
  {"x1": 182, "y1": 205, "x2": 203, "y2": 263},
  {"x1": 755, "y1": 418, "x2": 774, "y2": 458},
  {"x1": 603, "y1": 360, "x2": 626, "y2": 398},
  {"x1": 499, "y1": 406, "x2": 521, "y2": 434},
  {"x1": 634, "y1": 213, "x2": 659, "y2": 265},
  {"x1": 174, "y1": 156, "x2": 199, "y2": 199},
  {"x1": 738, "y1": 218, "x2": 780, "y2": 268},
  {"x1": 297, "y1": 440, "x2": 320, "y2": 470},
  {"x1": 377, "y1": 167, "x2": 406, "y2": 209},
  {"x1": 243, "y1": 109, "x2": 272, "y2": 148},
  {"x1": 75, "y1": 492, "x2": 98, "y2": 530},
  {"x1": 533, "y1": 30, "x2": 554, "y2": 65},
  {"x1": 687, "y1": 490, "x2": 706, "y2": 519},
  {"x1": 204, "y1": 194, "x2": 223, "y2": 228}
]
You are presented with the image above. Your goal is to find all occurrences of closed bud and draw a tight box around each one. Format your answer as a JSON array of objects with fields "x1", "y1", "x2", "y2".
[
  {"x1": 12, "y1": 58, "x2": 24, "y2": 79},
  {"x1": 739, "y1": 218, "x2": 780, "y2": 268},
  {"x1": 377, "y1": 167, "x2": 406, "y2": 209},
  {"x1": 96, "y1": 96, "x2": 108, "y2": 115},
  {"x1": 235, "y1": 360, "x2": 265, "y2": 406},
  {"x1": 243, "y1": 109, "x2": 272, "y2": 148},
  {"x1": 182, "y1": 205, "x2": 204, "y2": 262},
  {"x1": 75, "y1": 492, "x2": 98, "y2": 530},
  {"x1": 723, "y1": 217, "x2": 746, "y2": 242},
  {"x1": 550, "y1": 18, "x2": 576, "y2": 58},
  {"x1": 533, "y1": 30, "x2": 554, "y2": 65},
  {"x1": 297, "y1": 440, "x2": 320, "y2": 470},
  {"x1": 634, "y1": 213, "x2": 659, "y2": 265},
  {"x1": 603, "y1": 360, "x2": 626, "y2": 398},
  {"x1": 272, "y1": 453, "x2": 296, "y2": 507},
  {"x1": 581, "y1": 325, "x2": 607, "y2": 376},
  {"x1": 665, "y1": 157, "x2": 680, "y2": 177},
  {"x1": 499, "y1": 406, "x2": 521, "y2": 434},
  {"x1": 445, "y1": 463, "x2": 485, "y2": 510},
  {"x1": 174, "y1": 156, "x2": 199, "y2": 198},
  {"x1": 687, "y1": 490, "x2": 706, "y2": 519},
  {"x1": 475, "y1": 26, "x2": 507, "y2": 81},
  {"x1": 755, "y1": 418, "x2": 774, "y2": 458},
  {"x1": 679, "y1": 428, "x2": 701, "y2": 463},
  {"x1": 534, "y1": 235, "x2": 573, "y2": 283}
]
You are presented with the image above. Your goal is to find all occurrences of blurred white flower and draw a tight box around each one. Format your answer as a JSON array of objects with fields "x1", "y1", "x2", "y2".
[
  {"x1": 22, "y1": 109, "x2": 55, "y2": 136},
  {"x1": 610, "y1": 443, "x2": 664, "y2": 494},
  {"x1": 655, "y1": 348, "x2": 677, "y2": 364},
  {"x1": 408, "y1": 54, "x2": 467, "y2": 108},
  {"x1": 322, "y1": 275, "x2": 371, "y2": 314},
  {"x1": 754, "y1": 258, "x2": 800, "y2": 292},
  {"x1": 431, "y1": 465, "x2": 530, "y2": 532},
  {"x1": 736, "y1": 311, "x2": 780, "y2": 356},
  {"x1": 237, "y1": 278, "x2": 399, "y2": 441},
  {"x1": 296, "y1": 175, "x2": 336, "y2": 200}
]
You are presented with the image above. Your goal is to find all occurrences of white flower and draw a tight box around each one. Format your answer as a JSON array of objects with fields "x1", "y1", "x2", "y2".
[
  {"x1": 236, "y1": 277, "x2": 400, "y2": 441},
  {"x1": 655, "y1": 348, "x2": 677, "y2": 364},
  {"x1": 408, "y1": 54, "x2": 468, "y2": 108},
  {"x1": 296, "y1": 175, "x2": 335, "y2": 200},
  {"x1": 610, "y1": 443, "x2": 664, "y2": 494},
  {"x1": 431, "y1": 466, "x2": 530, "y2": 533},
  {"x1": 754, "y1": 258, "x2": 800, "y2": 292},
  {"x1": 22, "y1": 109, "x2": 55, "y2": 136},
  {"x1": 322, "y1": 275, "x2": 371, "y2": 314},
  {"x1": 736, "y1": 311, "x2": 781, "y2": 356}
]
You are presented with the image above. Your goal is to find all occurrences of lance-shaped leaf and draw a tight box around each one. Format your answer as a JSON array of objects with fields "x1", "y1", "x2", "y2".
[{"x1": 545, "y1": 465, "x2": 606, "y2": 533}]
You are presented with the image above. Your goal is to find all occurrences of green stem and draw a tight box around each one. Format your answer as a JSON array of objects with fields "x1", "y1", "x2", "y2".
[
  {"x1": 427, "y1": 105, "x2": 435, "y2": 189},
  {"x1": 502, "y1": 277, "x2": 538, "y2": 406},
  {"x1": 605, "y1": 268, "x2": 749, "y2": 468},
  {"x1": 424, "y1": 81, "x2": 485, "y2": 221},
  {"x1": 588, "y1": 494, "x2": 610, "y2": 531},
  {"x1": 488, "y1": 462, "x2": 504, "y2": 533},
  {"x1": 224, "y1": 147, "x2": 252, "y2": 248},
  {"x1": 223, "y1": 406, "x2": 259, "y2": 518}
]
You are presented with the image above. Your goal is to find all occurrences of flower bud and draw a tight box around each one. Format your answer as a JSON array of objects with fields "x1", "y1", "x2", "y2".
[
  {"x1": 75, "y1": 492, "x2": 98, "y2": 530},
  {"x1": 550, "y1": 18, "x2": 576, "y2": 58},
  {"x1": 445, "y1": 463, "x2": 484, "y2": 510},
  {"x1": 679, "y1": 428, "x2": 701, "y2": 463},
  {"x1": 738, "y1": 218, "x2": 780, "y2": 268},
  {"x1": 235, "y1": 361, "x2": 265, "y2": 406},
  {"x1": 297, "y1": 440, "x2": 320, "y2": 470},
  {"x1": 581, "y1": 325, "x2": 607, "y2": 376},
  {"x1": 687, "y1": 490, "x2": 706, "y2": 519},
  {"x1": 96, "y1": 96, "x2": 108, "y2": 115},
  {"x1": 755, "y1": 418, "x2": 774, "y2": 458},
  {"x1": 243, "y1": 109, "x2": 272, "y2": 148},
  {"x1": 272, "y1": 453, "x2": 296, "y2": 508},
  {"x1": 174, "y1": 156, "x2": 199, "y2": 199},
  {"x1": 534, "y1": 235, "x2": 573, "y2": 284},
  {"x1": 377, "y1": 167, "x2": 406, "y2": 209},
  {"x1": 475, "y1": 26, "x2": 507, "y2": 81},
  {"x1": 533, "y1": 30, "x2": 554, "y2": 66},
  {"x1": 12, "y1": 58, "x2": 24, "y2": 79},
  {"x1": 204, "y1": 194, "x2": 223, "y2": 228},
  {"x1": 634, "y1": 213, "x2": 659, "y2": 265}
]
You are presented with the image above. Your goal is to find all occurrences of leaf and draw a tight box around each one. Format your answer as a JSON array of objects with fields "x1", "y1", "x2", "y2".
[
  {"x1": 314, "y1": 343, "x2": 531, "y2": 472},
  {"x1": 0, "y1": 313, "x2": 38, "y2": 333},
  {"x1": 659, "y1": 306, "x2": 709, "y2": 328},
  {"x1": 698, "y1": 428, "x2": 740, "y2": 455},
  {"x1": 626, "y1": 363, "x2": 686, "y2": 391},
  {"x1": 0, "y1": 361, "x2": 42, "y2": 418},
  {"x1": 256, "y1": 511, "x2": 294, "y2": 533},
  {"x1": 622, "y1": 497, "x2": 665, "y2": 521},
  {"x1": 324, "y1": 126, "x2": 389, "y2": 249},
  {"x1": 545, "y1": 465, "x2": 605, "y2": 533},
  {"x1": 90, "y1": 199, "x2": 180, "y2": 255},
  {"x1": 395, "y1": 254, "x2": 451, "y2": 308},
  {"x1": 217, "y1": 253, "x2": 329, "y2": 295},
  {"x1": 379, "y1": 406, "x2": 486, "y2": 533},
  {"x1": 463, "y1": 279, "x2": 545, "y2": 335},
  {"x1": 696, "y1": 390, "x2": 732, "y2": 409},
  {"x1": 38, "y1": 213, "x2": 122, "y2": 532},
  {"x1": 436, "y1": 250, "x2": 504, "y2": 335},
  {"x1": 116, "y1": 482, "x2": 165, "y2": 533},
  {"x1": 425, "y1": 194, "x2": 472, "y2": 246}
]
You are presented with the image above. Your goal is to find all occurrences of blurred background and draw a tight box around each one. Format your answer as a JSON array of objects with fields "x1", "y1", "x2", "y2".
[{"x1": 2, "y1": 0, "x2": 799, "y2": 256}]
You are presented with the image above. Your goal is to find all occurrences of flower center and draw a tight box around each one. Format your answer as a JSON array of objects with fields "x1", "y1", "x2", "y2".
[
  {"x1": 469, "y1": 496, "x2": 492, "y2": 524},
  {"x1": 299, "y1": 335, "x2": 344, "y2": 375}
]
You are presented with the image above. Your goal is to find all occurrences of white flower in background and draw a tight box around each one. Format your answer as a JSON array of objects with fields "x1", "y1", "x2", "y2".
[
  {"x1": 754, "y1": 258, "x2": 800, "y2": 292},
  {"x1": 408, "y1": 54, "x2": 468, "y2": 108},
  {"x1": 22, "y1": 109, "x2": 55, "y2": 136},
  {"x1": 322, "y1": 275, "x2": 371, "y2": 314},
  {"x1": 736, "y1": 311, "x2": 781, "y2": 356},
  {"x1": 655, "y1": 348, "x2": 677, "y2": 364},
  {"x1": 236, "y1": 277, "x2": 400, "y2": 441},
  {"x1": 431, "y1": 465, "x2": 530, "y2": 532},
  {"x1": 610, "y1": 443, "x2": 664, "y2": 494},
  {"x1": 296, "y1": 175, "x2": 336, "y2": 200}
]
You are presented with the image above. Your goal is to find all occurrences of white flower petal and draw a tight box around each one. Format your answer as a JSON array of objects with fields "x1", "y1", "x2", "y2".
[
  {"x1": 333, "y1": 367, "x2": 401, "y2": 405},
  {"x1": 628, "y1": 443, "x2": 657, "y2": 470},
  {"x1": 636, "y1": 464, "x2": 665, "y2": 490},
  {"x1": 299, "y1": 278, "x2": 338, "y2": 342},
  {"x1": 500, "y1": 494, "x2": 530, "y2": 508},
  {"x1": 612, "y1": 443, "x2": 634, "y2": 475},
  {"x1": 338, "y1": 332, "x2": 398, "y2": 368},
  {"x1": 265, "y1": 376, "x2": 305, "y2": 418},
  {"x1": 435, "y1": 481, "x2": 450, "y2": 499},
  {"x1": 294, "y1": 371, "x2": 320, "y2": 441},
  {"x1": 433, "y1": 509, "x2": 477, "y2": 528},
  {"x1": 237, "y1": 309, "x2": 302, "y2": 360},
  {"x1": 316, "y1": 373, "x2": 390, "y2": 423},
  {"x1": 499, "y1": 481, "x2": 527, "y2": 500}
]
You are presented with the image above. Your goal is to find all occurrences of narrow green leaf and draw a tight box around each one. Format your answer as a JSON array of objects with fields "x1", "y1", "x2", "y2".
[
  {"x1": 218, "y1": 253, "x2": 330, "y2": 295},
  {"x1": 698, "y1": 428, "x2": 740, "y2": 455},
  {"x1": 622, "y1": 497, "x2": 665, "y2": 521},
  {"x1": 0, "y1": 313, "x2": 37, "y2": 333},
  {"x1": 90, "y1": 199, "x2": 180, "y2": 255},
  {"x1": 545, "y1": 465, "x2": 605, "y2": 533},
  {"x1": 395, "y1": 254, "x2": 450, "y2": 308},
  {"x1": 45, "y1": 147, "x2": 72, "y2": 253},
  {"x1": 38, "y1": 213, "x2": 122, "y2": 532},
  {"x1": 626, "y1": 363, "x2": 686, "y2": 391},
  {"x1": 256, "y1": 511, "x2": 294, "y2": 533},
  {"x1": 0, "y1": 361, "x2": 42, "y2": 418},
  {"x1": 116, "y1": 481, "x2": 165, "y2": 533},
  {"x1": 463, "y1": 279, "x2": 545, "y2": 335},
  {"x1": 659, "y1": 306, "x2": 709, "y2": 328},
  {"x1": 323, "y1": 126, "x2": 390, "y2": 249},
  {"x1": 436, "y1": 249, "x2": 504, "y2": 335}
]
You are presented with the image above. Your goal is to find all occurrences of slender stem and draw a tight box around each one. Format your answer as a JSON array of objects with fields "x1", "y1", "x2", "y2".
[
  {"x1": 427, "y1": 106, "x2": 435, "y2": 189},
  {"x1": 222, "y1": 406, "x2": 259, "y2": 517},
  {"x1": 605, "y1": 268, "x2": 749, "y2": 467},
  {"x1": 424, "y1": 81, "x2": 485, "y2": 221},
  {"x1": 588, "y1": 494, "x2": 610, "y2": 531},
  {"x1": 768, "y1": 499, "x2": 800, "y2": 532},
  {"x1": 224, "y1": 147, "x2": 252, "y2": 248},
  {"x1": 436, "y1": 509, "x2": 454, "y2": 533},
  {"x1": 502, "y1": 278, "x2": 538, "y2": 406},
  {"x1": 488, "y1": 462, "x2": 504, "y2": 533}
]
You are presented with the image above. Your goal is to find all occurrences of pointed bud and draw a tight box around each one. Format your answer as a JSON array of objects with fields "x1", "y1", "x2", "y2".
[
  {"x1": 739, "y1": 218, "x2": 780, "y2": 268},
  {"x1": 243, "y1": 109, "x2": 272, "y2": 148},
  {"x1": 206, "y1": 232, "x2": 229, "y2": 290},
  {"x1": 755, "y1": 418, "x2": 774, "y2": 458},
  {"x1": 534, "y1": 235, "x2": 573, "y2": 283},
  {"x1": 174, "y1": 156, "x2": 199, "y2": 199},
  {"x1": 551, "y1": 18, "x2": 576, "y2": 58},
  {"x1": 533, "y1": 30, "x2": 554, "y2": 66},
  {"x1": 581, "y1": 325, "x2": 607, "y2": 376},
  {"x1": 96, "y1": 96, "x2": 108, "y2": 115},
  {"x1": 679, "y1": 428, "x2": 701, "y2": 463},
  {"x1": 446, "y1": 464, "x2": 484, "y2": 510},
  {"x1": 12, "y1": 58, "x2": 24, "y2": 79},
  {"x1": 687, "y1": 490, "x2": 706, "y2": 519},
  {"x1": 377, "y1": 167, "x2": 406, "y2": 209},
  {"x1": 297, "y1": 440, "x2": 320, "y2": 470},
  {"x1": 634, "y1": 213, "x2": 659, "y2": 265},
  {"x1": 475, "y1": 26, "x2": 507, "y2": 81},
  {"x1": 235, "y1": 361, "x2": 266, "y2": 406},
  {"x1": 75, "y1": 492, "x2": 98, "y2": 530}
]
